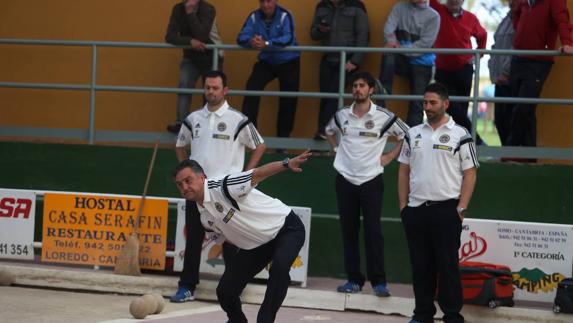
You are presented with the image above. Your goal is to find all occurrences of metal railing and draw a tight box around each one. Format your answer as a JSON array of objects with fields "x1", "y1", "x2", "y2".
[{"x1": 1, "y1": 38, "x2": 572, "y2": 159}]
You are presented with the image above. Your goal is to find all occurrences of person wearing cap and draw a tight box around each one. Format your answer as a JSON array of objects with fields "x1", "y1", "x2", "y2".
[
  {"x1": 398, "y1": 82, "x2": 478, "y2": 323},
  {"x1": 325, "y1": 71, "x2": 409, "y2": 297},
  {"x1": 173, "y1": 150, "x2": 311, "y2": 323},
  {"x1": 171, "y1": 70, "x2": 266, "y2": 303}
]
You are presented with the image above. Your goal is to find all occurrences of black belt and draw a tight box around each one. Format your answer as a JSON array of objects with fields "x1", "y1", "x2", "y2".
[{"x1": 421, "y1": 199, "x2": 457, "y2": 207}]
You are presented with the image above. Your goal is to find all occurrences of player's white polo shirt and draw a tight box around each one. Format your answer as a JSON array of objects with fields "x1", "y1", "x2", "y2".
[
  {"x1": 197, "y1": 170, "x2": 291, "y2": 250},
  {"x1": 397, "y1": 116, "x2": 479, "y2": 207},
  {"x1": 325, "y1": 101, "x2": 409, "y2": 185},
  {"x1": 176, "y1": 101, "x2": 264, "y2": 177}
]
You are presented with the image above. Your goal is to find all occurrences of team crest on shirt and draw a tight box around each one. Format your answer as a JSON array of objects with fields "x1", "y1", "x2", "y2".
[
  {"x1": 207, "y1": 220, "x2": 214, "y2": 227},
  {"x1": 439, "y1": 134, "x2": 450, "y2": 143},
  {"x1": 404, "y1": 147, "x2": 411, "y2": 157},
  {"x1": 217, "y1": 122, "x2": 227, "y2": 132},
  {"x1": 223, "y1": 209, "x2": 236, "y2": 223},
  {"x1": 365, "y1": 120, "x2": 375, "y2": 129},
  {"x1": 215, "y1": 202, "x2": 224, "y2": 213}
]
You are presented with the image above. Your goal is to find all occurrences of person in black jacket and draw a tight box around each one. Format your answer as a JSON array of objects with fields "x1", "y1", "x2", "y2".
[
  {"x1": 165, "y1": 0, "x2": 224, "y2": 134},
  {"x1": 310, "y1": 0, "x2": 369, "y2": 140}
]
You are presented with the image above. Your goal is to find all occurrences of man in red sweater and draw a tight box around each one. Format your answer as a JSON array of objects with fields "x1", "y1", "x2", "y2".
[
  {"x1": 507, "y1": 0, "x2": 573, "y2": 150},
  {"x1": 430, "y1": 0, "x2": 487, "y2": 145}
]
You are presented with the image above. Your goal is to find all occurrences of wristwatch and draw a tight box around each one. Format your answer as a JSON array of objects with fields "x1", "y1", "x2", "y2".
[
  {"x1": 457, "y1": 207, "x2": 467, "y2": 217},
  {"x1": 282, "y1": 157, "x2": 290, "y2": 169}
]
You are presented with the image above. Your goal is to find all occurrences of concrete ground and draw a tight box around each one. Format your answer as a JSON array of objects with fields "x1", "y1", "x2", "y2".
[
  {"x1": 0, "y1": 260, "x2": 571, "y2": 323},
  {"x1": 0, "y1": 286, "x2": 407, "y2": 323}
]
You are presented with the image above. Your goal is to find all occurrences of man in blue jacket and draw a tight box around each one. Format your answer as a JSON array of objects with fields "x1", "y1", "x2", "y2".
[{"x1": 237, "y1": 0, "x2": 300, "y2": 141}]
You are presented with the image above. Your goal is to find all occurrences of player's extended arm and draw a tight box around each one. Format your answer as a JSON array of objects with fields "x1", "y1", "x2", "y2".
[{"x1": 251, "y1": 150, "x2": 312, "y2": 186}]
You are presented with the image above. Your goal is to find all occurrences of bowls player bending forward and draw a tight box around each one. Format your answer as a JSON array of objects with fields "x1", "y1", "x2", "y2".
[{"x1": 173, "y1": 150, "x2": 312, "y2": 323}]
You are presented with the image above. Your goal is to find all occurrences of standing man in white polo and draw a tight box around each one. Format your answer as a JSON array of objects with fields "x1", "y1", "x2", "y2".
[
  {"x1": 173, "y1": 150, "x2": 311, "y2": 323},
  {"x1": 398, "y1": 82, "x2": 478, "y2": 323},
  {"x1": 171, "y1": 70, "x2": 266, "y2": 303},
  {"x1": 325, "y1": 71, "x2": 409, "y2": 297}
]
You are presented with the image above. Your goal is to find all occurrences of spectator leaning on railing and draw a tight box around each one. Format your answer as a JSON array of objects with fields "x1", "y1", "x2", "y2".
[
  {"x1": 430, "y1": 0, "x2": 487, "y2": 145},
  {"x1": 506, "y1": 0, "x2": 573, "y2": 151},
  {"x1": 165, "y1": 0, "x2": 224, "y2": 135},
  {"x1": 488, "y1": 0, "x2": 517, "y2": 146},
  {"x1": 237, "y1": 0, "x2": 300, "y2": 142},
  {"x1": 379, "y1": 0, "x2": 440, "y2": 127},
  {"x1": 310, "y1": 0, "x2": 369, "y2": 141}
]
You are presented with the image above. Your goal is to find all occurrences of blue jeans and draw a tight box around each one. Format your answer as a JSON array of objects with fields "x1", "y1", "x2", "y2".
[
  {"x1": 379, "y1": 54, "x2": 432, "y2": 127},
  {"x1": 176, "y1": 58, "x2": 223, "y2": 123}
]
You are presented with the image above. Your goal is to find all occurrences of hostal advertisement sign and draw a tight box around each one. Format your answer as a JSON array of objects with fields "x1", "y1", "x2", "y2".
[{"x1": 42, "y1": 193, "x2": 168, "y2": 270}]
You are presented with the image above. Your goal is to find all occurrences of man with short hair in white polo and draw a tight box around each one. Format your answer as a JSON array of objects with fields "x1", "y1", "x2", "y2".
[
  {"x1": 398, "y1": 82, "x2": 478, "y2": 323},
  {"x1": 172, "y1": 70, "x2": 266, "y2": 303},
  {"x1": 325, "y1": 71, "x2": 409, "y2": 297},
  {"x1": 173, "y1": 150, "x2": 311, "y2": 323}
]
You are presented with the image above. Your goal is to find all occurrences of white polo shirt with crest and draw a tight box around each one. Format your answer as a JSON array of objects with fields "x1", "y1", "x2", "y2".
[
  {"x1": 325, "y1": 101, "x2": 409, "y2": 185},
  {"x1": 197, "y1": 170, "x2": 291, "y2": 250},
  {"x1": 397, "y1": 116, "x2": 480, "y2": 207},
  {"x1": 176, "y1": 101, "x2": 264, "y2": 178}
]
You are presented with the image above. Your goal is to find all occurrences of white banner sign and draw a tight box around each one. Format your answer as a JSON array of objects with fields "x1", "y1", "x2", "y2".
[
  {"x1": 460, "y1": 219, "x2": 573, "y2": 302},
  {"x1": 174, "y1": 202, "x2": 311, "y2": 286},
  {"x1": 0, "y1": 189, "x2": 36, "y2": 260}
]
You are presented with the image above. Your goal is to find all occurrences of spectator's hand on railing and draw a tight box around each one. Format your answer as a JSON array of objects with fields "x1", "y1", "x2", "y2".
[
  {"x1": 561, "y1": 45, "x2": 573, "y2": 55},
  {"x1": 345, "y1": 61, "x2": 357, "y2": 72},
  {"x1": 384, "y1": 42, "x2": 399, "y2": 48},
  {"x1": 190, "y1": 39, "x2": 206, "y2": 52},
  {"x1": 251, "y1": 35, "x2": 265, "y2": 50},
  {"x1": 496, "y1": 74, "x2": 509, "y2": 85}
]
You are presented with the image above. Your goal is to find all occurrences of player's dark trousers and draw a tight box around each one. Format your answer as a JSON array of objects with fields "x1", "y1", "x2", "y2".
[
  {"x1": 317, "y1": 57, "x2": 355, "y2": 134},
  {"x1": 494, "y1": 84, "x2": 512, "y2": 145},
  {"x1": 179, "y1": 200, "x2": 238, "y2": 290},
  {"x1": 435, "y1": 64, "x2": 484, "y2": 145},
  {"x1": 242, "y1": 58, "x2": 300, "y2": 138},
  {"x1": 401, "y1": 199, "x2": 464, "y2": 323},
  {"x1": 379, "y1": 54, "x2": 432, "y2": 126},
  {"x1": 507, "y1": 57, "x2": 553, "y2": 147},
  {"x1": 335, "y1": 173, "x2": 387, "y2": 287},
  {"x1": 217, "y1": 211, "x2": 305, "y2": 323}
]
